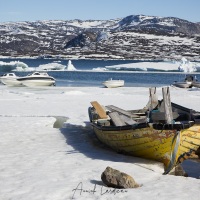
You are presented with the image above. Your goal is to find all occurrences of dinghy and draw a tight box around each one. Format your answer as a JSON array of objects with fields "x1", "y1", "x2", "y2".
[
  {"x1": 102, "y1": 78, "x2": 124, "y2": 88},
  {"x1": 88, "y1": 87, "x2": 200, "y2": 174}
]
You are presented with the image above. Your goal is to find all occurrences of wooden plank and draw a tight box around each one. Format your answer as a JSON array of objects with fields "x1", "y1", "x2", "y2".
[
  {"x1": 128, "y1": 109, "x2": 146, "y2": 115},
  {"x1": 149, "y1": 87, "x2": 158, "y2": 111},
  {"x1": 97, "y1": 119, "x2": 110, "y2": 126},
  {"x1": 144, "y1": 87, "x2": 158, "y2": 111},
  {"x1": 106, "y1": 105, "x2": 140, "y2": 118},
  {"x1": 108, "y1": 112, "x2": 126, "y2": 126},
  {"x1": 158, "y1": 100, "x2": 165, "y2": 112},
  {"x1": 151, "y1": 111, "x2": 179, "y2": 122},
  {"x1": 119, "y1": 114, "x2": 138, "y2": 125},
  {"x1": 162, "y1": 87, "x2": 173, "y2": 124},
  {"x1": 90, "y1": 101, "x2": 108, "y2": 119}
]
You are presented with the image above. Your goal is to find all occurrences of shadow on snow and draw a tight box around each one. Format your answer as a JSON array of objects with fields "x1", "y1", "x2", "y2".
[{"x1": 59, "y1": 121, "x2": 200, "y2": 179}]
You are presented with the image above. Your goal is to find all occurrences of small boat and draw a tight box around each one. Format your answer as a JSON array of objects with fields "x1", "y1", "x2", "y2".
[
  {"x1": 191, "y1": 76, "x2": 200, "y2": 88},
  {"x1": 192, "y1": 81, "x2": 200, "y2": 88},
  {"x1": 17, "y1": 72, "x2": 56, "y2": 87},
  {"x1": 88, "y1": 87, "x2": 200, "y2": 174},
  {"x1": 172, "y1": 75, "x2": 194, "y2": 88},
  {"x1": 102, "y1": 78, "x2": 124, "y2": 88},
  {"x1": 172, "y1": 81, "x2": 192, "y2": 88},
  {"x1": 0, "y1": 73, "x2": 23, "y2": 86}
]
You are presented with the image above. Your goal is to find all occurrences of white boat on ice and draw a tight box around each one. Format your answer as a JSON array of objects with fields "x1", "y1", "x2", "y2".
[
  {"x1": 172, "y1": 75, "x2": 195, "y2": 88},
  {"x1": 102, "y1": 78, "x2": 124, "y2": 88},
  {"x1": 172, "y1": 81, "x2": 192, "y2": 88},
  {"x1": 0, "y1": 73, "x2": 23, "y2": 86},
  {"x1": 17, "y1": 72, "x2": 56, "y2": 87}
]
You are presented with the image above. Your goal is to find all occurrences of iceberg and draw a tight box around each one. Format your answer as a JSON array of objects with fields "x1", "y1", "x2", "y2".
[
  {"x1": 98, "y1": 58, "x2": 200, "y2": 73},
  {"x1": 0, "y1": 61, "x2": 29, "y2": 72},
  {"x1": 0, "y1": 60, "x2": 77, "y2": 72},
  {"x1": 65, "y1": 60, "x2": 76, "y2": 71},
  {"x1": 104, "y1": 61, "x2": 179, "y2": 72},
  {"x1": 37, "y1": 62, "x2": 66, "y2": 71},
  {"x1": 178, "y1": 57, "x2": 197, "y2": 72},
  {"x1": 36, "y1": 60, "x2": 76, "y2": 71}
]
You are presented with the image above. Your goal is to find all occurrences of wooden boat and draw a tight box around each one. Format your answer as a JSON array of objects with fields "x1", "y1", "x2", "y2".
[{"x1": 88, "y1": 87, "x2": 200, "y2": 174}]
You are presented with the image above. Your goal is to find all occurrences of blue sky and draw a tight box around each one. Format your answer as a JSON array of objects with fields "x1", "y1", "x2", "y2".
[{"x1": 0, "y1": 0, "x2": 199, "y2": 23}]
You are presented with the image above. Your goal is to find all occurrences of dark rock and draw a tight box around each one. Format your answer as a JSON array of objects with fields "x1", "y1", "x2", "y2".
[
  {"x1": 195, "y1": 147, "x2": 200, "y2": 158},
  {"x1": 101, "y1": 166, "x2": 139, "y2": 189},
  {"x1": 169, "y1": 164, "x2": 188, "y2": 177}
]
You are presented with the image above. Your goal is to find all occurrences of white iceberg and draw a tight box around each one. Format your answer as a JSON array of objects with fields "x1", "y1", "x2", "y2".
[
  {"x1": 37, "y1": 60, "x2": 77, "y2": 71},
  {"x1": 104, "y1": 61, "x2": 179, "y2": 72},
  {"x1": 101, "y1": 58, "x2": 200, "y2": 73},
  {"x1": 178, "y1": 57, "x2": 197, "y2": 73},
  {"x1": 0, "y1": 61, "x2": 29, "y2": 72},
  {"x1": 65, "y1": 60, "x2": 76, "y2": 71},
  {"x1": 37, "y1": 62, "x2": 66, "y2": 71}
]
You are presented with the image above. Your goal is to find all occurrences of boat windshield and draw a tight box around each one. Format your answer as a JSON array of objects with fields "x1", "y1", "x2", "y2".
[{"x1": 185, "y1": 75, "x2": 194, "y2": 81}]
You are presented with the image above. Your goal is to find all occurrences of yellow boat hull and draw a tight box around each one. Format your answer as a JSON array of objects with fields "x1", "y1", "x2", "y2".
[{"x1": 92, "y1": 124, "x2": 200, "y2": 174}]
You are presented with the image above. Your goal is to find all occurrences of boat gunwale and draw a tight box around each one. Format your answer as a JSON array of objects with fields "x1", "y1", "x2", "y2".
[
  {"x1": 17, "y1": 77, "x2": 55, "y2": 81},
  {"x1": 91, "y1": 122, "x2": 148, "y2": 131},
  {"x1": 91, "y1": 121, "x2": 195, "y2": 131}
]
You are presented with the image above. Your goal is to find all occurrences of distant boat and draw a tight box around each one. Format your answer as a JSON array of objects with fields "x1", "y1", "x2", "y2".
[
  {"x1": 17, "y1": 72, "x2": 56, "y2": 87},
  {"x1": 88, "y1": 87, "x2": 200, "y2": 174},
  {"x1": 192, "y1": 80, "x2": 200, "y2": 88},
  {"x1": 0, "y1": 73, "x2": 23, "y2": 86},
  {"x1": 102, "y1": 78, "x2": 124, "y2": 88},
  {"x1": 172, "y1": 75, "x2": 194, "y2": 88}
]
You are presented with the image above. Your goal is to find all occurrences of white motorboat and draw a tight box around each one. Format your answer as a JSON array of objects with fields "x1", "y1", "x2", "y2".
[
  {"x1": 0, "y1": 73, "x2": 23, "y2": 86},
  {"x1": 102, "y1": 78, "x2": 124, "y2": 88},
  {"x1": 17, "y1": 72, "x2": 56, "y2": 87},
  {"x1": 192, "y1": 76, "x2": 200, "y2": 88},
  {"x1": 172, "y1": 75, "x2": 194, "y2": 88},
  {"x1": 172, "y1": 81, "x2": 192, "y2": 88},
  {"x1": 192, "y1": 81, "x2": 200, "y2": 88}
]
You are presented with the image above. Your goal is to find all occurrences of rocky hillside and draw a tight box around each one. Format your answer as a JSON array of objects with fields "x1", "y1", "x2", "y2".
[{"x1": 0, "y1": 15, "x2": 200, "y2": 60}]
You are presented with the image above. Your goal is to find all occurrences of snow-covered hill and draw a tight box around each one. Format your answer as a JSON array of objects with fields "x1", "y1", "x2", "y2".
[{"x1": 0, "y1": 15, "x2": 200, "y2": 60}]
